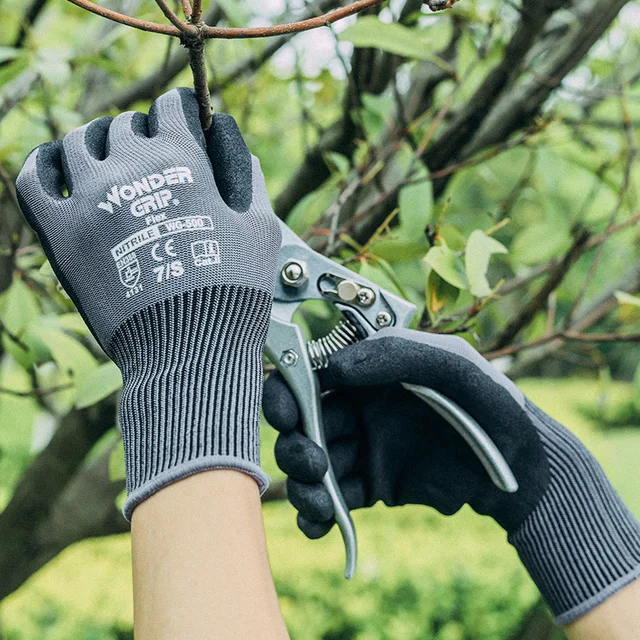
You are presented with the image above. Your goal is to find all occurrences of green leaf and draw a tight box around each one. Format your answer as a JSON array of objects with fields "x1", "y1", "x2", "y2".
[
  {"x1": 369, "y1": 236, "x2": 429, "y2": 263},
  {"x1": 511, "y1": 223, "x2": 572, "y2": 266},
  {"x1": 54, "y1": 313, "x2": 91, "y2": 335},
  {"x1": 424, "y1": 245, "x2": 468, "y2": 290},
  {"x1": 75, "y1": 362, "x2": 122, "y2": 409},
  {"x1": 339, "y1": 17, "x2": 432, "y2": 60},
  {"x1": 109, "y1": 440, "x2": 126, "y2": 482},
  {"x1": 0, "y1": 279, "x2": 42, "y2": 369},
  {"x1": 427, "y1": 270, "x2": 460, "y2": 314},
  {"x1": 324, "y1": 152, "x2": 351, "y2": 178},
  {"x1": 0, "y1": 278, "x2": 41, "y2": 335},
  {"x1": 29, "y1": 325, "x2": 97, "y2": 381},
  {"x1": 465, "y1": 230, "x2": 508, "y2": 298},
  {"x1": 0, "y1": 47, "x2": 19, "y2": 64},
  {"x1": 358, "y1": 260, "x2": 404, "y2": 298},
  {"x1": 438, "y1": 226, "x2": 467, "y2": 252},
  {"x1": 286, "y1": 182, "x2": 341, "y2": 235},
  {"x1": 399, "y1": 178, "x2": 433, "y2": 238},
  {"x1": 615, "y1": 291, "x2": 640, "y2": 307},
  {"x1": 616, "y1": 291, "x2": 640, "y2": 323}
]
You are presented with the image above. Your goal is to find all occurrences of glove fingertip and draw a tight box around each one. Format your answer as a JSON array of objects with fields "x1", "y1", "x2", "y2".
[
  {"x1": 287, "y1": 479, "x2": 334, "y2": 522},
  {"x1": 275, "y1": 431, "x2": 329, "y2": 483},
  {"x1": 298, "y1": 514, "x2": 335, "y2": 540},
  {"x1": 147, "y1": 87, "x2": 206, "y2": 152},
  {"x1": 320, "y1": 340, "x2": 376, "y2": 388}
]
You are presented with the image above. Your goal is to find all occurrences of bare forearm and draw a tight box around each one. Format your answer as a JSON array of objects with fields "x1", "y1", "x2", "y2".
[
  {"x1": 565, "y1": 579, "x2": 640, "y2": 640},
  {"x1": 132, "y1": 470, "x2": 289, "y2": 640}
]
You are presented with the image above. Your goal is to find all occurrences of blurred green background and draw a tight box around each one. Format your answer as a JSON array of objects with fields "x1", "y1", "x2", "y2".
[{"x1": 0, "y1": 0, "x2": 639, "y2": 638}]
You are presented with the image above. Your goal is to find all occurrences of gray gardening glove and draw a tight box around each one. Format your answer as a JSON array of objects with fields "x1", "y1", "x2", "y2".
[
  {"x1": 17, "y1": 88, "x2": 281, "y2": 518},
  {"x1": 263, "y1": 328, "x2": 640, "y2": 624}
]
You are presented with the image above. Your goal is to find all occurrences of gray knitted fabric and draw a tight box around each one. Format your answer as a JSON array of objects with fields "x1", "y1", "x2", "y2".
[
  {"x1": 263, "y1": 328, "x2": 640, "y2": 624},
  {"x1": 16, "y1": 88, "x2": 280, "y2": 517},
  {"x1": 512, "y1": 401, "x2": 640, "y2": 624}
]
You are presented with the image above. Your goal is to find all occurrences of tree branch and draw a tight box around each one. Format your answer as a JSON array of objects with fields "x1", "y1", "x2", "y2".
[
  {"x1": 490, "y1": 228, "x2": 591, "y2": 351},
  {"x1": 192, "y1": 0, "x2": 202, "y2": 23},
  {"x1": 13, "y1": 0, "x2": 49, "y2": 48},
  {"x1": 68, "y1": 0, "x2": 391, "y2": 40},
  {"x1": 66, "y1": 0, "x2": 182, "y2": 36},
  {"x1": 82, "y1": 3, "x2": 224, "y2": 117},
  {"x1": 425, "y1": 0, "x2": 568, "y2": 178},
  {"x1": 503, "y1": 261, "x2": 640, "y2": 378},
  {"x1": 486, "y1": 331, "x2": 640, "y2": 360},
  {"x1": 0, "y1": 70, "x2": 41, "y2": 125},
  {"x1": 203, "y1": 0, "x2": 385, "y2": 39},
  {"x1": 155, "y1": 0, "x2": 189, "y2": 32},
  {"x1": 274, "y1": 11, "x2": 458, "y2": 218},
  {"x1": 458, "y1": 0, "x2": 631, "y2": 162},
  {"x1": 0, "y1": 399, "x2": 116, "y2": 600}
]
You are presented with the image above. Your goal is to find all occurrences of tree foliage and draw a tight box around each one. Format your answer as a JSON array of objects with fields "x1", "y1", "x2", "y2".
[{"x1": 0, "y1": 0, "x2": 639, "y2": 637}]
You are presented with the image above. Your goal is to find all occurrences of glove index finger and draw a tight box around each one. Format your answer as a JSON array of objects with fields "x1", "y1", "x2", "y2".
[
  {"x1": 147, "y1": 87, "x2": 206, "y2": 151},
  {"x1": 262, "y1": 371, "x2": 299, "y2": 433},
  {"x1": 205, "y1": 113, "x2": 252, "y2": 214},
  {"x1": 322, "y1": 328, "x2": 524, "y2": 410}
]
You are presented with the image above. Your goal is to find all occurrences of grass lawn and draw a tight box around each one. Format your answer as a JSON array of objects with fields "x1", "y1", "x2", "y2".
[{"x1": 1, "y1": 378, "x2": 639, "y2": 639}]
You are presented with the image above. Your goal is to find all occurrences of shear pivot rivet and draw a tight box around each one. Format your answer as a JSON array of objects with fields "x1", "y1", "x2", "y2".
[
  {"x1": 281, "y1": 349, "x2": 299, "y2": 367},
  {"x1": 376, "y1": 312, "x2": 392, "y2": 328},
  {"x1": 337, "y1": 280, "x2": 359, "y2": 302},
  {"x1": 281, "y1": 260, "x2": 308, "y2": 287}
]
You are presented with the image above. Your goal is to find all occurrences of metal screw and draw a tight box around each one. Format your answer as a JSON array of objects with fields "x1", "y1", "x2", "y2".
[
  {"x1": 281, "y1": 260, "x2": 308, "y2": 287},
  {"x1": 357, "y1": 287, "x2": 376, "y2": 307},
  {"x1": 376, "y1": 311, "x2": 392, "y2": 328},
  {"x1": 281, "y1": 349, "x2": 299, "y2": 367}
]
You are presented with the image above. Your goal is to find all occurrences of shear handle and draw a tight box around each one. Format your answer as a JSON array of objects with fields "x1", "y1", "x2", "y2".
[
  {"x1": 265, "y1": 317, "x2": 358, "y2": 579},
  {"x1": 402, "y1": 383, "x2": 519, "y2": 493}
]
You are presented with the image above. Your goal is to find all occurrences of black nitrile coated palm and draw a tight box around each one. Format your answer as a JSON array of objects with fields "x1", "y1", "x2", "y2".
[{"x1": 262, "y1": 328, "x2": 548, "y2": 538}]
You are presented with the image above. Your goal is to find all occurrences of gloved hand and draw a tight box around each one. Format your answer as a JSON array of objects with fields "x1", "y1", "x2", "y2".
[
  {"x1": 262, "y1": 328, "x2": 640, "y2": 624},
  {"x1": 17, "y1": 88, "x2": 281, "y2": 518}
]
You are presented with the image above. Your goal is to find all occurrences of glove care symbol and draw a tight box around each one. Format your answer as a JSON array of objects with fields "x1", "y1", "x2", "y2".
[
  {"x1": 117, "y1": 252, "x2": 141, "y2": 289},
  {"x1": 191, "y1": 240, "x2": 220, "y2": 266}
]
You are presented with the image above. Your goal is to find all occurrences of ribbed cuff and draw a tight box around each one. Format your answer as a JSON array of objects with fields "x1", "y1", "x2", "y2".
[
  {"x1": 108, "y1": 285, "x2": 272, "y2": 519},
  {"x1": 508, "y1": 401, "x2": 640, "y2": 624}
]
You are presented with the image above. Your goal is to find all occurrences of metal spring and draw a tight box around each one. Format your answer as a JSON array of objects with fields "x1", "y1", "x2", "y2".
[{"x1": 307, "y1": 319, "x2": 360, "y2": 371}]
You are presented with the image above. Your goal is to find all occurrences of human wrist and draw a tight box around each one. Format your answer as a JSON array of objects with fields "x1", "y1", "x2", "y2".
[
  {"x1": 111, "y1": 285, "x2": 272, "y2": 519},
  {"x1": 508, "y1": 400, "x2": 640, "y2": 625}
]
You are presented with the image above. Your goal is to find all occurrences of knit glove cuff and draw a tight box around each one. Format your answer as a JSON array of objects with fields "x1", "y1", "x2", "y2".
[
  {"x1": 508, "y1": 400, "x2": 640, "y2": 625},
  {"x1": 109, "y1": 285, "x2": 271, "y2": 520}
]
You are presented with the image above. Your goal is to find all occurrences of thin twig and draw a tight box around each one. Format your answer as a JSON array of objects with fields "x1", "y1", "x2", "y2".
[
  {"x1": 586, "y1": 210, "x2": 640, "y2": 249},
  {"x1": 155, "y1": 0, "x2": 188, "y2": 31},
  {"x1": 67, "y1": 0, "x2": 390, "y2": 40},
  {"x1": 66, "y1": 0, "x2": 182, "y2": 36},
  {"x1": 203, "y1": 0, "x2": 385, "y2": 38},
  {"x1": 485, "y1": 331, "x2": 640, "y2": 360},
  {"x1": 192, "y1": 0, "x2": 202, "y2": 23},
  {"x1": 187, "y1": 37, "x2": 212, "y2": 130},
  {"x1": 490, "y1": 228, "x2": 592, "y2": 351},
  {"x1": 0, "y1": 319, "x2": 29, "y2": 352},
  {"x1": 181, "y1": 0, "x2": 192, "y2": 20}
]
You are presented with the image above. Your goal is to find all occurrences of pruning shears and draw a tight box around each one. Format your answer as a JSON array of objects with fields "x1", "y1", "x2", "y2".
[{"x1": 265, "y1": 218, "x2": 519, "y2": 579}]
